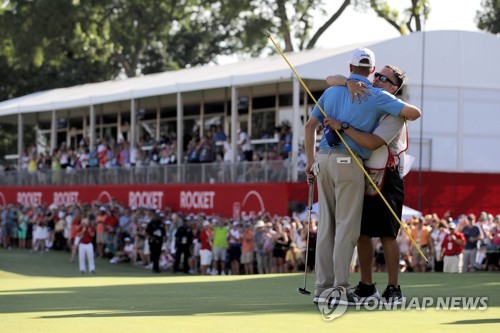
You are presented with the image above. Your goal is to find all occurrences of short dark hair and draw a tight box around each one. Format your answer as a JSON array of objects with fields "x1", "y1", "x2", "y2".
[{"x1": 385, "y1": 65, "x2": 406, "y2": 92}]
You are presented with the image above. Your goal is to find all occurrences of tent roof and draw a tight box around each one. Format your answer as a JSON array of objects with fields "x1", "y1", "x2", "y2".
[{"x1": 0, "y1": 30, "x2": 498, "y2": 117}]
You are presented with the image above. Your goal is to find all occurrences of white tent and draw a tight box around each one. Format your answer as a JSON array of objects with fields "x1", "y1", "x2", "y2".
[
  {"x1": 401, "y1": 205, "x2": 423, "y2": 219},
  {"x1": 298, "y1": 202, "x2": 422, "y2": 221}
]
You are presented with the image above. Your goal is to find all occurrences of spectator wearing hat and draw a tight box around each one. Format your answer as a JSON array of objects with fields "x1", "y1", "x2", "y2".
[
  {"x1": 241, "y1": 223, "x2": 255, "y2": 275},
  {"x1": 77, "y1": 215, "x2": 96, "y2": 274},
  {"x1": 110, "y1": 237, "x2": 136, "y2": 264},
  {"x1": 173, "y1": 217, "x2": 193, "y2": 274},
  {"x1": 199, "y1": 220, "x2": 213, "y2": 275},
  {"x1": 261, "y1": 222, "x2": 274, "y2": 274},
  {"x1": 95, "y1": 206, "x2": 108, "y2": 257},
  {"x1": 285, "y1": 242, "x2": 303, "y2": 273},
  {"x1": 212, "y1": 219, "x2": 229, "y2": 275},
  {"x1": 461, "y1": 214, "x2": 483, "y2": 272},
  {"x1": 440, "y1": 222, "x2": 466, "y2": 273},
  {"x1": 228, "y1": 221, "x2": 242, "y2": 275},
  {"x1": 431, "y1": 219, "x2": 449, "y2": 272},
  {"x1": 410, "y1": 217, "x2": 433, "y2": 272},
  {"x1": 253, "y1": 220, "x2": 266, "y2": 274},
  {"x1": 147, "y1": 216, "x2": 166, "y2": 273}
]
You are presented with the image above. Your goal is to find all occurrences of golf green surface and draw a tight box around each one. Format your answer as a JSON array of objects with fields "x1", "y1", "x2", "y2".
[{"x1": 1, "y1": 249, "x2": 499, "y2": 333}]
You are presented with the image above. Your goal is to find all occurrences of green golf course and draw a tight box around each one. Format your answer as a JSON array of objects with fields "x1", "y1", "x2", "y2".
[{"x1": 0, "y1": 249, "x2": 498, "y2": 333}]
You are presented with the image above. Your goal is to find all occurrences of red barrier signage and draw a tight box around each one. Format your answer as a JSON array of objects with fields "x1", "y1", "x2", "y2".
[{"x1": 0, "y1": 183, "x2": 291, "y2": 217}]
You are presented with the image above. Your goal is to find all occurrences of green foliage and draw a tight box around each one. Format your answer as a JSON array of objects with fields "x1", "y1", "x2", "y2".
[
  {"x1": 0, "y1": 0, "x2": 276, "y2": 100},
  {"x1": 0, "y1": 0, "x2": 433, "y2": 103},
  {"x1": 476, "y1": 0, "x2": 500, "y2": 34}
]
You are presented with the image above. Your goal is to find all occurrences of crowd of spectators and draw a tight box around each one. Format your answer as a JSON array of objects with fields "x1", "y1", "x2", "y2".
[
  {"x1": 2, "y1": 123, "x2": 298, "y2": 173},
  {"x1": 0, "y1": 200, "x2": 316, "y2": 275},
  {"x1": 1, "y1": 200, "x2": 499, "y2": 275},
  {"x1": 389, "y1": 211, "x2": 500, "y2": 273}
]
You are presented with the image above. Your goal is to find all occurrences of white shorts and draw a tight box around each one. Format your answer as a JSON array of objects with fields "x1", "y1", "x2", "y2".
[{"x1": 200, "y1": 249, "x2": 212, "y2": 266}]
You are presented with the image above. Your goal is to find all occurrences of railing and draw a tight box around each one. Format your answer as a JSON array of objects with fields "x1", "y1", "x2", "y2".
[{"x1": 1, "y1": 159, "x2": 307, "y2": 186}]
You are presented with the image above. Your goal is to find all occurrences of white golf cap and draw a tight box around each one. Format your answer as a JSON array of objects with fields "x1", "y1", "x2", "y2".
[
  {"x1": 255, "y1": 220, "x2": 265, "y2": 229},
  {"x1": 349, "y1": 48, "x2": 375, "y2": 68},
  {"x1": 203, "y1": 220, "x2": 210, "y2": 227}
]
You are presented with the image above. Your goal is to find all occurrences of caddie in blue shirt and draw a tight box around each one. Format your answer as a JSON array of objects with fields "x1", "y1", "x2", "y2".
[{"x1": 304, "y1": 48, "x2": 421, "y2": 306}]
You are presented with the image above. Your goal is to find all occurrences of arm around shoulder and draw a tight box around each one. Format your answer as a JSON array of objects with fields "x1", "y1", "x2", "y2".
[{"x1": 400, "y1": 103, "x2": 422, "y2": 121}]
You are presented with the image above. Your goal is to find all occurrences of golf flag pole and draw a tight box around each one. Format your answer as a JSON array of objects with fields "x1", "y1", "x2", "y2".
[{"x1": 266, "y1": 31, "x2": 428, "y2": 263}]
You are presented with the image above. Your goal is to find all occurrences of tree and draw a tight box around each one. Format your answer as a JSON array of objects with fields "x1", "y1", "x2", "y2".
[
  {"x1": 0, "y1": 0, "x2": 433, "y2": 102},
  {"x1": 244, "y1": 0, "x2": 431, "y2": 52},
  {"x1": 0, "y1": 0, "x2": 272, "y2": 93},
  {"x1": 0, "y1": 0, "x2": 119, "y2": 100},
  {"x1": 365, "y1": 0, "x2": 430, "y2": 35},
  {"x1": 250, "y1": 0, "x2": 352, "y2": 52},
  {"x1": 476, "y1": 0, "x2": 500, "y2": 34}
]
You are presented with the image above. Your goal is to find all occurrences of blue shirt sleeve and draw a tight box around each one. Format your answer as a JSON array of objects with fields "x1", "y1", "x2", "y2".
[
  {"x1": 376, "y1": 90, "x2": 406, "y2": 116},
  {"x1": 311, "y1": 88, "x2": 332, "y2": 126}
]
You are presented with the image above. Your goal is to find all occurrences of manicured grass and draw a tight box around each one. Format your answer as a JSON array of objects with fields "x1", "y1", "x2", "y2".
[{"x1": 0, "y1": 249, "x2": 499, "y2": 333}]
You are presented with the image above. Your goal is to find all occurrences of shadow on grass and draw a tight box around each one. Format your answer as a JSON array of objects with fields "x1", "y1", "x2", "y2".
[
  {"x1": 445, "y1": 318, "x2": 500, "y2": 325},
  {"x1": 0, "y1": 276, "x2": 319, "y2": 318}
]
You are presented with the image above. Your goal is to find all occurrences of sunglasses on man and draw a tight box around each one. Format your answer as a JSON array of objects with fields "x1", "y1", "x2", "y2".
[{"x1": 374, "y1": 72, "x2": 397, "y2": 86}]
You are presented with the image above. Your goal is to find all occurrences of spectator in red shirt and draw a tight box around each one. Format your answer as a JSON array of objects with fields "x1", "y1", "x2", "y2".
[
  {"x1": 440, "y1": 222, "x2": 465, "y2": 273},
  {"x1": 199, "y1": 221, "x2": 213, "y2": 275},
  {"x1": 105, "y1": 209, "x2": 119, "y2": 233},
  {"x1": 77, "y1": 216, "x2": 96, "y2": 274}
]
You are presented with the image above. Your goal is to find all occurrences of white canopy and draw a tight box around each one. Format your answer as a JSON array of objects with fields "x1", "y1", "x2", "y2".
[{"x1": 1, "y1": 30, "x2": 499, "y2": 117}]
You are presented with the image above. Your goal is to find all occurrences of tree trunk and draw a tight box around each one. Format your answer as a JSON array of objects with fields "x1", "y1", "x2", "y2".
[{"x1": 276, "y1": 0, "x2": 294, "y2": 52}]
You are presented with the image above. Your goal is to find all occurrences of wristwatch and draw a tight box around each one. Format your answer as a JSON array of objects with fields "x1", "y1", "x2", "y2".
[{"x1": 340, "y1": 121, "x2": 350, "y2": 132}]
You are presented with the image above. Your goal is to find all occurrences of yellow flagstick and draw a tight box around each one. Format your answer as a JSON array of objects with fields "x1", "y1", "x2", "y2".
[{"x1": 266, "y1": 32, "x2": 428, "y2": 263}]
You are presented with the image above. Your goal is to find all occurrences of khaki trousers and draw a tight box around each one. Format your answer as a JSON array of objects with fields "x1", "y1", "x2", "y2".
[{"x1": 314, "y1": 151, "x2": 364, "y2": 296}]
